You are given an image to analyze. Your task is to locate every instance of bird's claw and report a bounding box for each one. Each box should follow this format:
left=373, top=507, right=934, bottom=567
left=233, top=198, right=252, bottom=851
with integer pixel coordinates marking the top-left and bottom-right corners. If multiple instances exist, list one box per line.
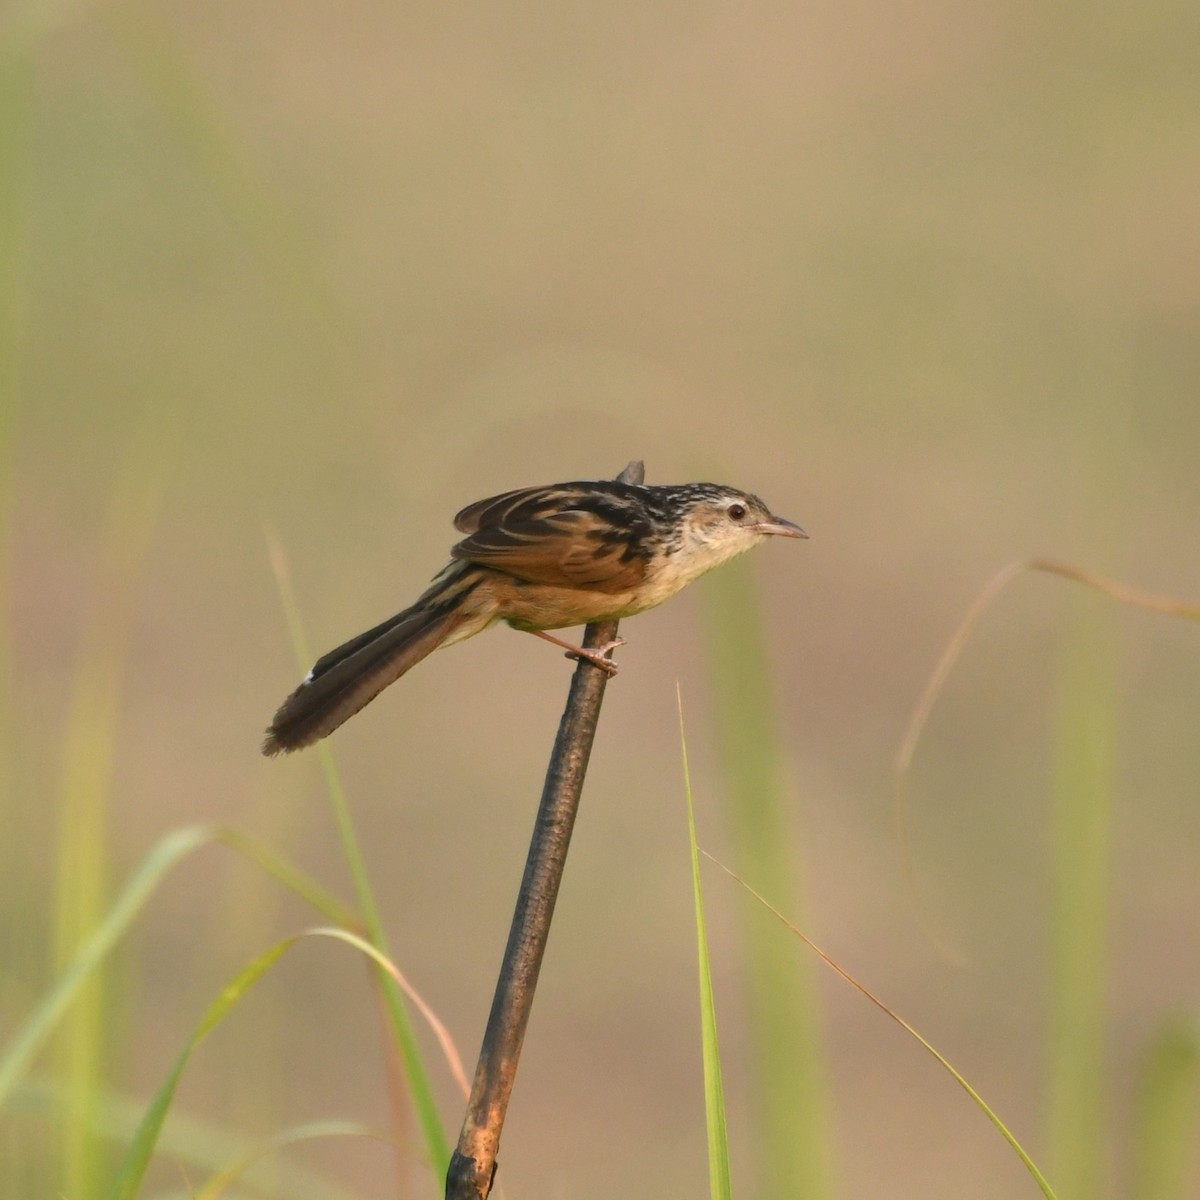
left=566, top=637, right=626, bottom=675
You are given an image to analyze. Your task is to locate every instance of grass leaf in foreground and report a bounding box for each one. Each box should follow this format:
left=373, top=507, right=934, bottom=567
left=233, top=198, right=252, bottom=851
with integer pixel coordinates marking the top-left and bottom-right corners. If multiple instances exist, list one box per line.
left=0, top=824, right=357, bottom=1112
left=109, top=927, right=465, bottom=1200
left=677, top=689, right=732, bottom=1200
left=107, top=937, right=294, bottom=1200
left=708, top=856, right=1058, bottom=1200
left=10, top=1080, right=370, bottom=1200
left=0, top=826, right=215, bottom=1109
left=111, top=926, right=468, bottom=1200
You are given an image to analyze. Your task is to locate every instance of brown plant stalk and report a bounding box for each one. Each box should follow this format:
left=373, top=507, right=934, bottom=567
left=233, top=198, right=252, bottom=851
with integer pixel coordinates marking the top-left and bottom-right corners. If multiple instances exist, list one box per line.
left=444, top=460, right=643, bottom=1200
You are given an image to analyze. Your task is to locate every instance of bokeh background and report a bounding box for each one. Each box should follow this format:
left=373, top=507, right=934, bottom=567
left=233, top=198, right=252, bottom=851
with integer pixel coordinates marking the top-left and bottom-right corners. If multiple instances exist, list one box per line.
left=2, top=2, right=1198, bottom=1197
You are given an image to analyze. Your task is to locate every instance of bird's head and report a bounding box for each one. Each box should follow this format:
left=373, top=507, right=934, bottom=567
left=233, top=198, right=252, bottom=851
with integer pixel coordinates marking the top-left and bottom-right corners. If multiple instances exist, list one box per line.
left=667, top=483, right=808, bottom=578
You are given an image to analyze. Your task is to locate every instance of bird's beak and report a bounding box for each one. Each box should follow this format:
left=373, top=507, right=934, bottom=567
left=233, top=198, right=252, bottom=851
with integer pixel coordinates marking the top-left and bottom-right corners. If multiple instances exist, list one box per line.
left=754, top=516, right=809, bottom=539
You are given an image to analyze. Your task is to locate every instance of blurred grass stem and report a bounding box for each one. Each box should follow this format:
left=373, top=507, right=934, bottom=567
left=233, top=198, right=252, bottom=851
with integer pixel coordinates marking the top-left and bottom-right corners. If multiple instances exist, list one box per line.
left=700, top=560, right=833, bottom=1199
left=1046, top=600, right=1115, bottom=1198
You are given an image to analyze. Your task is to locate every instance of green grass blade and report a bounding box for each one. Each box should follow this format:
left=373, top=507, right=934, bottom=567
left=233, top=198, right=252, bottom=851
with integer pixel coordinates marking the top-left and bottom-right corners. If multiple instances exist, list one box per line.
left=678, top=690, right=732, bottom=1200
left=0, top=826, right=216, bottom=1107
left=700, top=559, right=832, bottom=1199
left=316, top=750, right=451, bottom=1177
left=11, top=1080, right=371, bottom=1200
left=0, top=823, right=353, bottom=1115
left=710, top=857, right=1058, bottom=1199
left=1131, top=1015, right=1200, bottom=1200
left=266, top=534, right=450, bottom=1179
left=1045, top=601, right=1115, bottom=1198
left=109, top=926, right=458, bottom=1200
left=107, top=937, right=296, bottom=1200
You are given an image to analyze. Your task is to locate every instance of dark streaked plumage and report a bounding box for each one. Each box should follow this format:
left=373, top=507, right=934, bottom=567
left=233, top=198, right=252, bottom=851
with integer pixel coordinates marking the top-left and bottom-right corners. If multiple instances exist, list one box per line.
left=263, top=477, right=805, bottom=755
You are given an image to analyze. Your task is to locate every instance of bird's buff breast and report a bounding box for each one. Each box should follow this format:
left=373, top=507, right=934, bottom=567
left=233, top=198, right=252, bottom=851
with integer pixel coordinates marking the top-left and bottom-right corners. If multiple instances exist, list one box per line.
left=497, top=580, right=647, bottom=631
left=495, top=556, right=720, bottom=632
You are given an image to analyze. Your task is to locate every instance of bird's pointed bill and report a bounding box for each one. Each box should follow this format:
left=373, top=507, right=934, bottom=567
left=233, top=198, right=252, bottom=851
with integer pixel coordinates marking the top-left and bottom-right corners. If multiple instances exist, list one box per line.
left=755, top=516, right=808, bottom=538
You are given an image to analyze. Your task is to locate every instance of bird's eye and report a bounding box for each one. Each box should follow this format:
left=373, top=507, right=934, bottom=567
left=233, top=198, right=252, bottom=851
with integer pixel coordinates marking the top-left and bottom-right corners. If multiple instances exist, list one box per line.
left=727, top=503, right=747, bottom=521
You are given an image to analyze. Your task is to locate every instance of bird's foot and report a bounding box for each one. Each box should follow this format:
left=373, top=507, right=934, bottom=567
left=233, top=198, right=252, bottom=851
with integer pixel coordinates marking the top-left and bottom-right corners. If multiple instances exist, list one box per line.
left=566, top=637, right=626, bottom=675
left=528, top=629, right=626, bottom=675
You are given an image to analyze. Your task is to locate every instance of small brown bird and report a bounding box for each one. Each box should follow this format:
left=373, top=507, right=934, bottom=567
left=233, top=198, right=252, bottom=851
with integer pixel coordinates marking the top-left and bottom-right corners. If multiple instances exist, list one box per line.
left=263, top=474, right=806, bottom=754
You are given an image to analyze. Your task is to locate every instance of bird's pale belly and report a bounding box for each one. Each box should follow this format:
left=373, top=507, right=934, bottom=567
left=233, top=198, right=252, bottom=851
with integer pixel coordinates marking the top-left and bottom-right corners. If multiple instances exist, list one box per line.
left=497, top=565, right=698, bottom=632
left=499, top=582, right=643, bottom=631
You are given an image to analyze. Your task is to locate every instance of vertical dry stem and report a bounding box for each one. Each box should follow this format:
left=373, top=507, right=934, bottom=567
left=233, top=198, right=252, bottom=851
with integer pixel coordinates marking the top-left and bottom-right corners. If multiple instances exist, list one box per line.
left=444, top=461, right=642, bottom=1200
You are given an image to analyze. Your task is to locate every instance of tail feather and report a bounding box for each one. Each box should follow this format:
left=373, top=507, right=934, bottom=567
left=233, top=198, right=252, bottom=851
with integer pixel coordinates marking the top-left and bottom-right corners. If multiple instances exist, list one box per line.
left=262, top=605, right=467, bottom=755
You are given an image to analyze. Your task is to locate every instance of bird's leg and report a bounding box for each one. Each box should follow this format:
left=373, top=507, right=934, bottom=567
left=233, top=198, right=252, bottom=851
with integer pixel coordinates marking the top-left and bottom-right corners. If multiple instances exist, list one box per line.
left=528, top=629, right=626, bottom=675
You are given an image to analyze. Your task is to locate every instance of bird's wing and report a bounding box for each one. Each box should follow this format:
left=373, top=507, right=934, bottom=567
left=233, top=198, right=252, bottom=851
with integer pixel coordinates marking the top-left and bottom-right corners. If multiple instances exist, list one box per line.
left=452, top=485, right=548, bottom=534
left=450, top=484, right=650, bottom=591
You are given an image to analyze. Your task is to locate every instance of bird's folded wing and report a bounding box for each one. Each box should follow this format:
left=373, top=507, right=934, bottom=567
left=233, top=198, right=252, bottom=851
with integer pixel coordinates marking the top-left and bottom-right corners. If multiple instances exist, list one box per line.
left=450, top=504, right=648, bottom=591
left=452, top=485, right=551, bottom=534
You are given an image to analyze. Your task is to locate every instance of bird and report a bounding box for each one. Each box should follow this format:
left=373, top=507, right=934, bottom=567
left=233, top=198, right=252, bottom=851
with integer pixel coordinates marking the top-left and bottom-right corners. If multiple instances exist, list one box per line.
left=262, top=474, right=806, bottom=755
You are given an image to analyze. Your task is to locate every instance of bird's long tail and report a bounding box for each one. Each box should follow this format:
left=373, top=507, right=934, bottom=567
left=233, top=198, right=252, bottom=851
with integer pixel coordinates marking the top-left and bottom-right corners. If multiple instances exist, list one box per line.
left=263, top=568, right=488, bottom=755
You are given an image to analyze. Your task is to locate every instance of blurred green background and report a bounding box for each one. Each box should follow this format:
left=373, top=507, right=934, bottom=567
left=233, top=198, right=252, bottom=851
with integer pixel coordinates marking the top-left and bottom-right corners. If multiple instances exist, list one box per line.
left=2, top=2, right=1198, bottom=1197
